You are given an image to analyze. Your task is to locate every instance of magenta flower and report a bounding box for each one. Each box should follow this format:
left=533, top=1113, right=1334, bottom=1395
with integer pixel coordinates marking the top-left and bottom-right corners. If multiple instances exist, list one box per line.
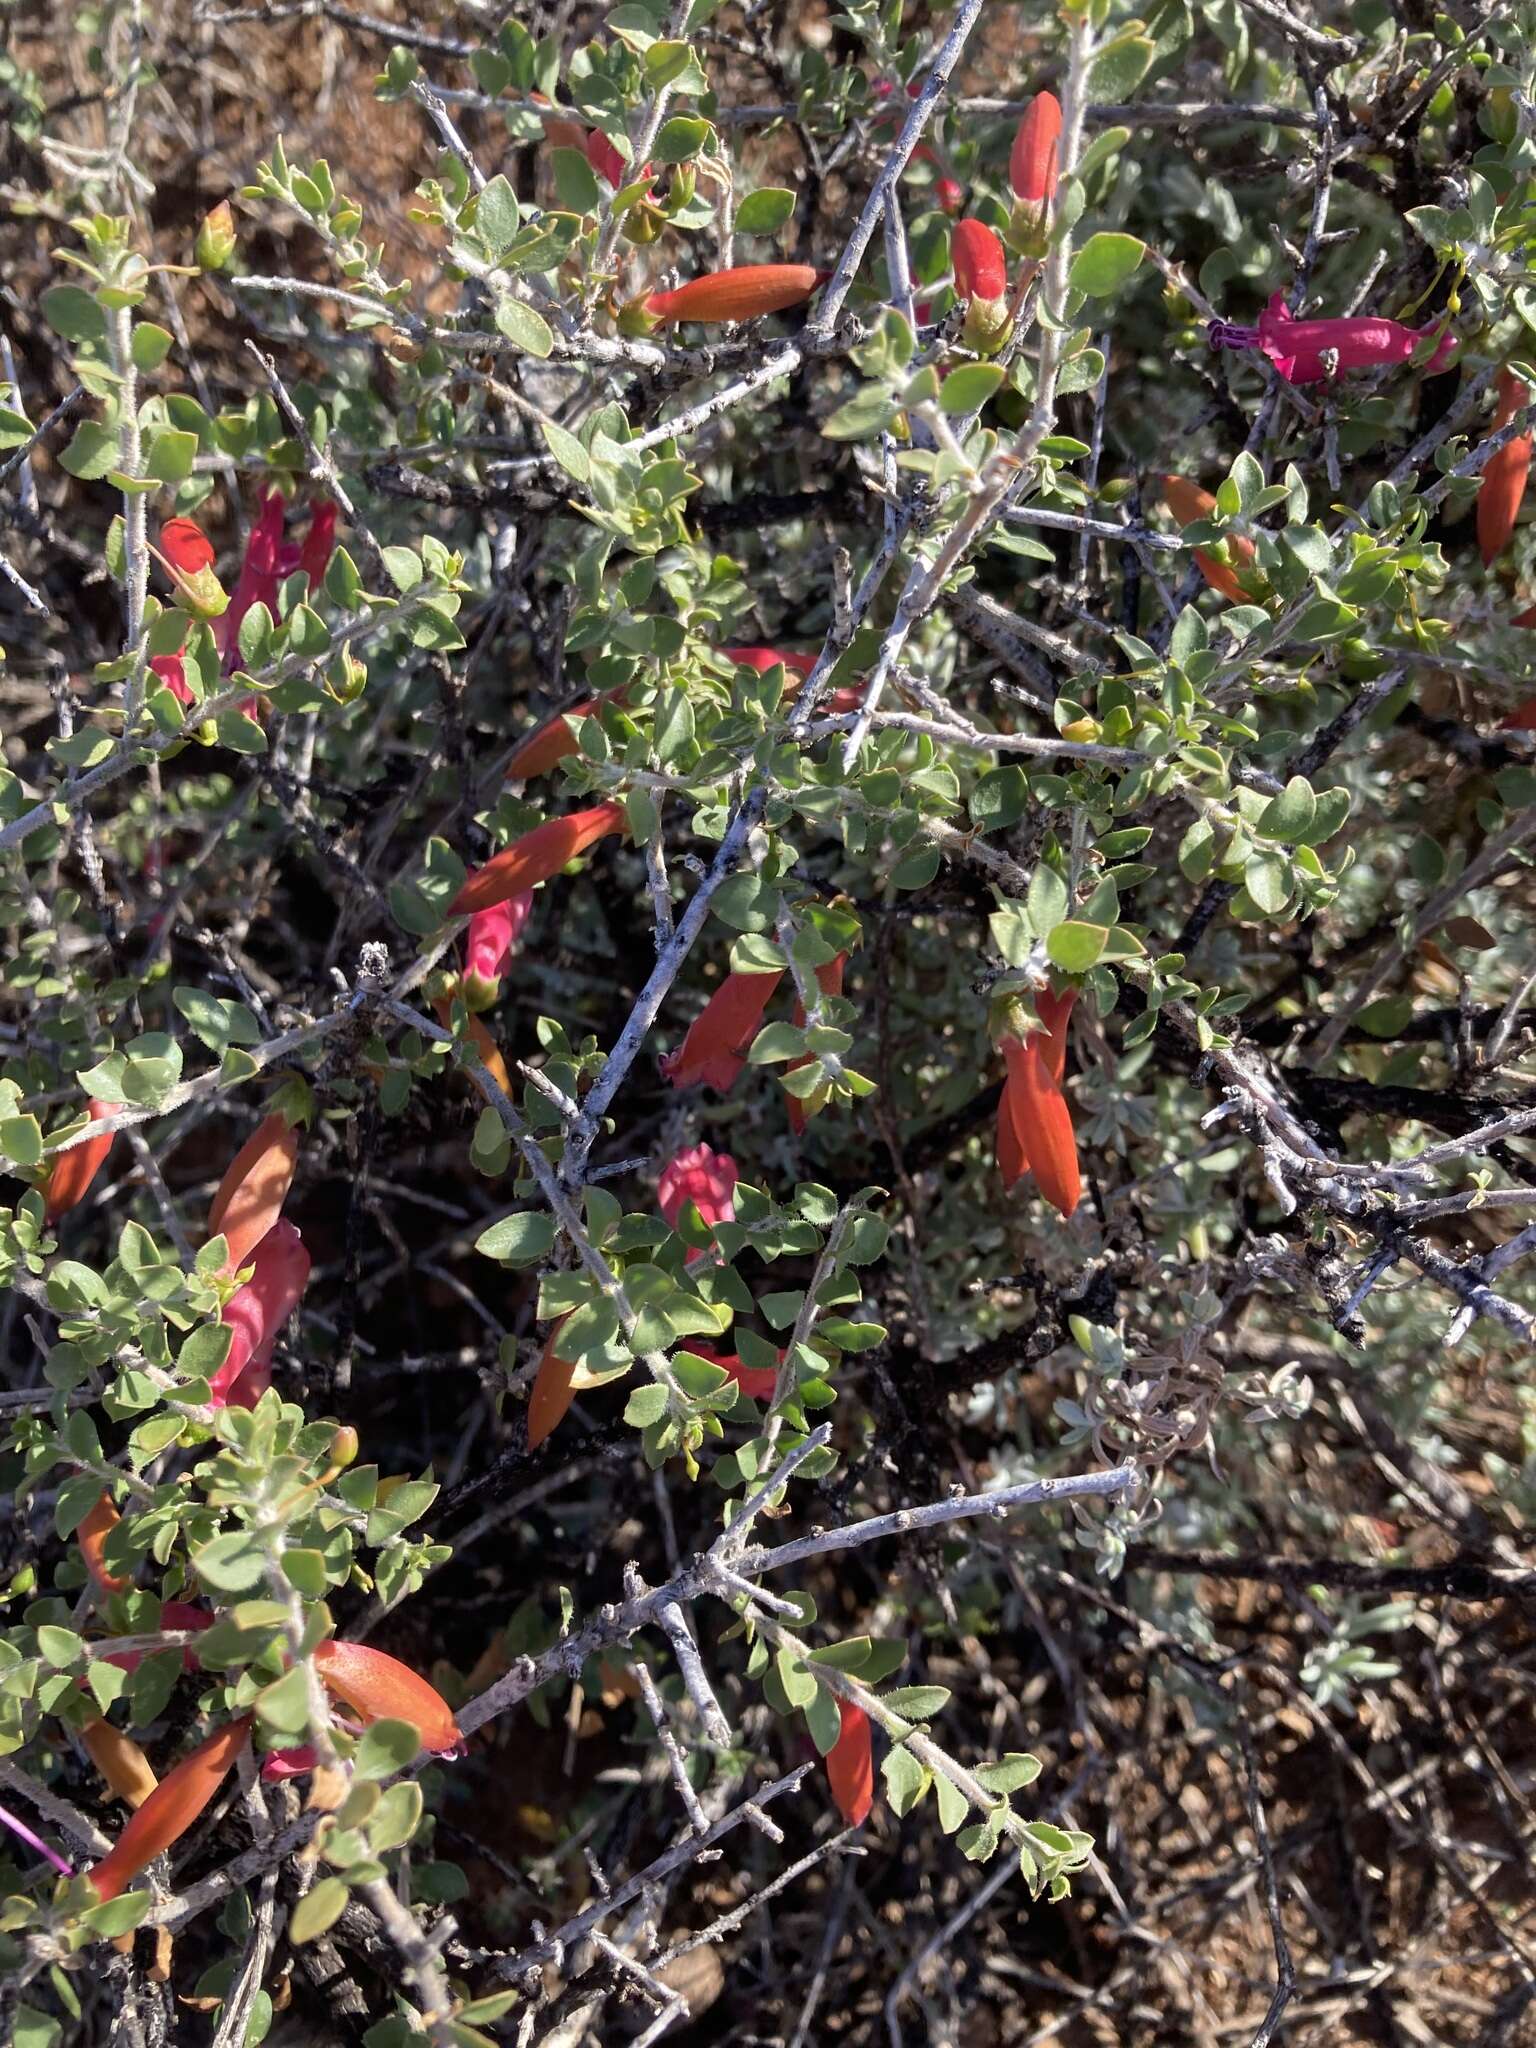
left=657, top=1144, right=738, bottom=1262
left=208, top=1220, right=311, bottom=1409
left=463, top=893, right=533, bottom=1009
left=1208, top=292, right=1456, bottom=385
left=215, top=489, right=288, bottom=670
left=0, top=1799, right=73, bottom=1877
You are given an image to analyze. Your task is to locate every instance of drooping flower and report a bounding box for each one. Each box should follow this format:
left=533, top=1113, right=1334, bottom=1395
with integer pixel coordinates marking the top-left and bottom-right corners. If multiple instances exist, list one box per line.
left=657, top=1144, right=738, bottom=1261
left=721, top=645, right=818, bottom=679
left=298, top=499, right=338, bottom=590
left=1208, top=292, right=1457, bottom=385
left=661, top=969, right=784, bottom=1093
left=997, top=987, right=1080, bottom=1218
left=1478, top=368, right=1532, bottom=566
left=215, top=489, right=288, bottom=669
left=1010, top=90, right=1062, bottom=212
left=44, top=1096, right=119, bottom=1225
left=207, top=1110, right=300, bottom=1276
left=826, top=1700, right=874, bottom=1826
left=86, top=1716, right=253, bottom=1902
left=633, top=264, right=822, bottom=329
left=505, top=686, right=628, bottom=781
left=462, top=895, right=534, bottom=1009
left=1159, top=475, right=1260, bottom=606
left=784, top=953, right=848, bottom=1135
left=527, top=1319, right=578, bottom=1451
left=78, top=1491, right=130, bottom=1594
left=312, top=1640, right=463, bottom=1754
left=433, top=994, right=514, bottom=1097
left=451, top=801, right=627, bottom=916
left=80, top=1721, right=158, bottom=1809
left=208, top=1219, right=311, bottom=1409
left=951, top=220, right=1012, bottom=356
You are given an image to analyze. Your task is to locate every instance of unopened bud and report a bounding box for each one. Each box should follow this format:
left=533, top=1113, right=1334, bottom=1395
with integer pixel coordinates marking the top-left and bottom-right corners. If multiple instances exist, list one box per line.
left=960, top=294, right=1014, bottom=358
left=195, top=200, right=238, bottom=273
left=329, top=1425, right=359, bottom=1469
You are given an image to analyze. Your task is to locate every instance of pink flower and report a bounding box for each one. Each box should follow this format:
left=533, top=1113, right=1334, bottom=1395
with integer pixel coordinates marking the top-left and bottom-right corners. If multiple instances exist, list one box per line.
left=260, top=1744, right=317, bottom=1781
left=463, top=894, right=533, bottom=1008
left=1208, top=292, right=1457, bottom=385
left=100, top=1603, right=213, bottom=1677
left=657, top=1144, right=738, bottom=1261
left=208, top=1220, right=311, bottom=1409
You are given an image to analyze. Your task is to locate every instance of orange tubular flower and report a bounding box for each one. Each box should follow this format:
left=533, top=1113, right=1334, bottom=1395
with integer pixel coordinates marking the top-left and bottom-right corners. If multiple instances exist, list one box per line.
left=683, top=1344, right=780, bottom=1403
left=784, top=954, right=847, bottom=1134
left=643, top=264, right=821, bottom=326
left=451, top=801, right=627, bottom=916
left=44, top=1097, right=119, bottom=1224
left=527, top=1319, right=579, bottom=1450
left=313, top=1641, right=462, bottom=1753
left=433, top=994, right=514, bottom=1097
left=1159, top=475, right=1258, bottom=605
left=505, top=685, right=632, bottom=781
left=207, top=1111, right=300, bottom=1275
left=80, top=1721, right=158, bottom=1809
left=1478, top=368, right=1532, bottom=566
left=952, top=219, right=1007, bottom=304
left=158, top=518, right=216, bottom=579
left=86, top=1716, right=253, bottom=1902
left=78, top=1492, right=130, bottom=1594
left=826, top=1701, right=874, bottom=1826
left=997, top=989, right=1080, bottom=1218
left=1010, top=90, right=1062, bottom=211
left=661, top=969, right=784, bottom=1093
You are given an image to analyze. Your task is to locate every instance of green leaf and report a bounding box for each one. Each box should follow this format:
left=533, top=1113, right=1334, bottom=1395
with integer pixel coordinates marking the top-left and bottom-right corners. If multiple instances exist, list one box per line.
left=130, top=322, right=176, bottom=372
left=973, top=1751, right=1042, bottom=1794
left=624, top=1383, right=670, bottom=1427
left=880, top=1743, right=928, bottom=1816
left=475, top=1212, right=557, bottom=1266
left=550, top=147, right=602, bottom=214
left=494, top=294, right=554, bottom=359
left=1243, top=849, right=1291, bottom=916
left=880, top=1684, right=950, bottom=1721
left=541, top=419, right=590, bottom=483
left=254, top=1664, right=311, bottom=1734
left=59, top=419, right=119, bottom=480
left=193, top=1529, right=269, bottom=1593
left=289, top=1876, right=349, bottom=1945
left=42, top=285, right=106, bottom=345
left=735, top=186, right=796, bottom=235
left=476, top=174, right=521, bottom=258
left=940, top=363, right=1006, bottom=414
left=1262, top=775, right=1317, bottom=843
left=1027, top=862, right=1069, bottom=936
left=1068, top=232, right=1146, bottom=298
left=1046, top=920, right=1108, bottom=971
left=1086, top=34, right=1155, bottom=98
left=355, top=1717, right=422, bottom=1779
left=654, top=115, right=713, bottom=163
left=145, top=428, right=198, bottom=484
left=934, top=1771, right=970, bottom=1834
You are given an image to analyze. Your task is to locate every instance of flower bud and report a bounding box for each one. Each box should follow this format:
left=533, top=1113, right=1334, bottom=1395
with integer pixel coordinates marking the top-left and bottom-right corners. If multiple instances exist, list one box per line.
left=195, top=200, right=238, bottom=273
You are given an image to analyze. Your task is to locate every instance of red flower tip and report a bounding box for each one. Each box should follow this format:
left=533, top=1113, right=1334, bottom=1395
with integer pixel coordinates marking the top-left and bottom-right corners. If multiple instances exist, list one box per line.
left=1010, top=91, right=1062, bottom=207
left=996, top=991, right=1081, bottom=1217
left=298, top=500, right=338, bottom=591
left=1159, top=474, right=1258, bottom=605
left=463, top=894, right=533, bottom=1007
left=44, top=1095, right=119, bottom=1224
left=158, top=518, right=216, bottom=578
left=313, top=1640, right=462, bottom=1754
left=1478, top=368, right=1532, bottom=567
left=209, top=1220, right=311, bottom=1409
left=206, top=1109, right=300, bottom=1277
left=952, top=219, right=1008, bottom=304
left=87, top=1716, right=253, bottom=1902
left=644, top=265, right=821, bottom=326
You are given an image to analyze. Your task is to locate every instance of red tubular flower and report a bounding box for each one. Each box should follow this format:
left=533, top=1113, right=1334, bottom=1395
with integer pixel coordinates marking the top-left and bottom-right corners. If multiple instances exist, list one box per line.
left=1208, top=292, right=1457, bottom=385
left=1159, top=475, right=1259, bottom=605
left=722, top=645, right=818, bottom=679
left=1478, top=368, right=1532, bottom=566
left=935, top=173, right=964, bottom=215
left=452, top=801, right=627, bottom=916
left=642, top=264, right=822, bottom=325
left=784, top=954, right=847, bottom=1135
left=312, top=1640, right=463, bottom=1754
left=78, top=1492, right=129, bottom=1594
left=206, top=1109, right=300, bottom=1276
left=86, top=1716, right=253, bottom=1902
left=826, top=1700, right=874, bottom=1826
left=44, top=1097, right=118, bottom=1224
left=81, top=1721, right=158, bottom=1810
left=682, top=1345, right=780, bottom=1403
left=661, top=969, right=784, bottom=1093
left=208, top=1220, right=311, bottom=1409
left=215, top=489, right=287, bottom=669
left=504, top=684, right=633, bottom=781
left=462, top=894, right=533, bottom=1009
left=952, top=219, right=1007, bottom=303
left=260, top=1745, right=317, bottom=1781
left=433, top=995, right=514, bottom=1097
left=298, top=500, right=338, bottom=590
left=527, top=1319, right=578, bottom=1451
left=657, top=1144, right=738, bottom=1261
left=997, top=989, right=1080, bottom=1218
left=1010, top=90, right=1062, bottom=209
left=1501, top=697, right=1536, bottom=731
left=158, top=518, right=216, bottom=578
